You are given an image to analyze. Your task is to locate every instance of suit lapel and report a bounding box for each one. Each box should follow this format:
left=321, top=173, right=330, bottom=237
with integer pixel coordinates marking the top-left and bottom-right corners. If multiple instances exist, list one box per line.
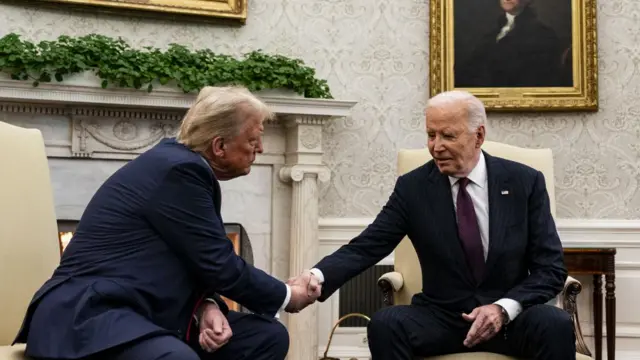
left=483, top=152, right=511, bottom=278
left=426, top=166, right=476, bottom=286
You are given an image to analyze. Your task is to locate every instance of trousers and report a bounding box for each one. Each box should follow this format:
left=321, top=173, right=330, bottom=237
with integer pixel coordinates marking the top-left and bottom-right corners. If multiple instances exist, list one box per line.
left=35, top=311, right=289, bottom=360
left=367, top=304, right=575, bottom=360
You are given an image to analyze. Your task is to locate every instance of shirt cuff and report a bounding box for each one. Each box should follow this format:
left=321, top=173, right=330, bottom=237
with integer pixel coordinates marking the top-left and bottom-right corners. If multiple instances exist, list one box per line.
left=309, top=268, right=325, bottom=284
left=275, top=284, right=292, bottom=319
left=494, top=298, right=522, bottom=322
left=193, top=298, right=220, bottom=326
left=205, top=298, right=220, bottom=308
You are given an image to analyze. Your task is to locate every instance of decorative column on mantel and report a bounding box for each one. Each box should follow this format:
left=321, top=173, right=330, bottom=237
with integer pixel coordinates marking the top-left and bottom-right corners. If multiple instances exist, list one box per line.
left=279, top=115, right=331, bottom=360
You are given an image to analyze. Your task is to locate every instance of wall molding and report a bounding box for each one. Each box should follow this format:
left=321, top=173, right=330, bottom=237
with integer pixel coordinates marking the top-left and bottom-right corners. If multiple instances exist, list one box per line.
left=319, top=217, right=640, bottom=266
left=319, top=217, right=640, bottom=253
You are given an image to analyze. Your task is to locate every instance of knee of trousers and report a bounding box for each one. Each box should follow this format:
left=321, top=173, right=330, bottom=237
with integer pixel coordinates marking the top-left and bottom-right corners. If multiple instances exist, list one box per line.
left=367, top=307, right=404, bottom=338
left=263, top=320, right=290, bottom=356
left=529, top=305, right=575, bottom=340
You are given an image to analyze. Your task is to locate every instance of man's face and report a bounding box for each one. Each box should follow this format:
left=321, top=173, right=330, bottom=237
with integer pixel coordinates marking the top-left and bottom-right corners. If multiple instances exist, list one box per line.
left=211, top=111, right=264, bottom=180
left=500, top=0, right=529, bottom=14
left=426, top=104, right=485, bottom=177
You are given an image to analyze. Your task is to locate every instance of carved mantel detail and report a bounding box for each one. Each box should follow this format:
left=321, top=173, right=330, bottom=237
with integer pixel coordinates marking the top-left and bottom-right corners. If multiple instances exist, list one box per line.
left=72, top=117, right=179, bottom=158
left=279, top=164, right=331, bottom=183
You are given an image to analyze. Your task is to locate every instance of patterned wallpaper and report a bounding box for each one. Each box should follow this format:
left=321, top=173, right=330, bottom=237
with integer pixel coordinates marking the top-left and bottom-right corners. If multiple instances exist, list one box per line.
left=0, top=0, right=636, bottom=219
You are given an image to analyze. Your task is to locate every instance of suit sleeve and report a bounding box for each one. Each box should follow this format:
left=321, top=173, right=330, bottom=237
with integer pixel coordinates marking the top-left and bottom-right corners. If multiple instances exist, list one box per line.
left=505, top=171, right=567, bottom=307
left=144, top=163, right=287, bottom=316
left=313, top=176, right=410, bottom=301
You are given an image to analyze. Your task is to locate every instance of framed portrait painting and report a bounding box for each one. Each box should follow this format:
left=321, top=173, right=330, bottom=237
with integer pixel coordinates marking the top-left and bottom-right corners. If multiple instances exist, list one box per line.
left=430, top=0, right=598, bottom=111
left=34, top=0, right=247, bottom=22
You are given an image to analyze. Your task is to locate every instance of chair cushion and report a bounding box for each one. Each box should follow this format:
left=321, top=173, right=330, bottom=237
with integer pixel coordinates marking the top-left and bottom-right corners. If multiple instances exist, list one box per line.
left=425, top=352, right=593, bottom=359
left=0, top=344, right=28, bottom=360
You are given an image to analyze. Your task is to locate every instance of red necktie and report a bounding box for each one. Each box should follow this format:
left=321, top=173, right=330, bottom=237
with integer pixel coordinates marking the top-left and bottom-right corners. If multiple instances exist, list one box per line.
left=456, top=177, right=485, bottom=284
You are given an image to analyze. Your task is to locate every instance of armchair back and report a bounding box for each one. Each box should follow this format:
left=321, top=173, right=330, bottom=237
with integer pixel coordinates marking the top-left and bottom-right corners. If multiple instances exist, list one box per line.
left=0, top=122, right=60, bottom=345
left=393, top=141, right=556, bottom=305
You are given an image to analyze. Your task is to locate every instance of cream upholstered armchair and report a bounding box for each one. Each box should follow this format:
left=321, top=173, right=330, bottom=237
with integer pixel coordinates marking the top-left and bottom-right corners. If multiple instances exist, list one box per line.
left=0, top=122, right=61, bottom=359
left=377, top=141, right=592, bottom=360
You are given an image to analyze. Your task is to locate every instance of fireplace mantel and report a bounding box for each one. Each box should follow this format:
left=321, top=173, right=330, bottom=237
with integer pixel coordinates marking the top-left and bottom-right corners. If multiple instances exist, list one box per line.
left=0, top=78, right=355, bottom=116
left=0, top=77, right=356, bottom=360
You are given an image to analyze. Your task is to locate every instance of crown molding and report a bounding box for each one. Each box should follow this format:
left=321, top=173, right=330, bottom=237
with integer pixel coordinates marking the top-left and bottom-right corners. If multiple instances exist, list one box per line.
left=319, top=217, right=640, bottom=249
left=0, top=78, right=357, bottom=117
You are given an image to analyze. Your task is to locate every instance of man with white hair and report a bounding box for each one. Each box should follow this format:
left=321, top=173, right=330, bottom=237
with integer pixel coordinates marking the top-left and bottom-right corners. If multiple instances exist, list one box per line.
left=12, top=86, right=321, bottom=360
left=306, top=90, right=572, bottom=359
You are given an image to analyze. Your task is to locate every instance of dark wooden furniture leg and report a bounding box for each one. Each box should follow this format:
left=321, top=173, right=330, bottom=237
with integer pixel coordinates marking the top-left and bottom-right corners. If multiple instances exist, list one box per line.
left=594, top=274, right=603, bottom=360
left=606, top=273, right=616, bottom=360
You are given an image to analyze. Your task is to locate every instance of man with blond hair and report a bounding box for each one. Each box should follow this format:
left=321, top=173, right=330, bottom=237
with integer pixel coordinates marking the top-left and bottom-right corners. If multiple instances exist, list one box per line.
left=13, top=86, right=321, bottom=360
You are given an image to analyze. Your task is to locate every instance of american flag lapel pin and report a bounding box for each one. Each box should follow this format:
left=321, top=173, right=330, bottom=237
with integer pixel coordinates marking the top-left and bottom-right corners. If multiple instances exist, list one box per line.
left=501, top=190, right=509, bottom=195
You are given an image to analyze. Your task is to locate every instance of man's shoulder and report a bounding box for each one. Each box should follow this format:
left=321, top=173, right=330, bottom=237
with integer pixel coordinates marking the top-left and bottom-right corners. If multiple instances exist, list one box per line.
left=114, top=138, right=213, bottom=187
left=143, top=138, right=211, bottom=171
left=395, top=160, right=436, bottom=187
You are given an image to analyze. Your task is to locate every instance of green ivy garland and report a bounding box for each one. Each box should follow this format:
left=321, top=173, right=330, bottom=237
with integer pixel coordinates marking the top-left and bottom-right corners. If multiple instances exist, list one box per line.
left=0, top=33, right=332, bottom=98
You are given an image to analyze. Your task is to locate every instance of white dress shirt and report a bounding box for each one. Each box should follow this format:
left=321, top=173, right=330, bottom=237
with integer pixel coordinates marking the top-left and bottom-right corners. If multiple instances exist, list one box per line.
left=449, top=152, right=522, bottom=322
left=309, top=153, right=522, bottom=322
left=496, top=13, right=516, bottom=41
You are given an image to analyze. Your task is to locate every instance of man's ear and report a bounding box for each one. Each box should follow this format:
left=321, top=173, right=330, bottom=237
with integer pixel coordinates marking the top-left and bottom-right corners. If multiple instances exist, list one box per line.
left=475, top=126, right=486, bottom=148
left=211, top=137, right=225, bottom=158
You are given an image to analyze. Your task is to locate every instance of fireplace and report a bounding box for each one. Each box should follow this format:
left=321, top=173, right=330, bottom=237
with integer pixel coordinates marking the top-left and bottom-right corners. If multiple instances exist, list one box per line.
left=1, top=78, right=356, bottom=360
left=57, top=220, right=78, bottom=254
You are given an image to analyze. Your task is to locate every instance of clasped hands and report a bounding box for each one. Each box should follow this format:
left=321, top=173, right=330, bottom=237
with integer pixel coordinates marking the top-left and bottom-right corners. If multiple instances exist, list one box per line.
left=197, top=270, right=320, bottom=352
left=284, top=269, right=322, bottom=313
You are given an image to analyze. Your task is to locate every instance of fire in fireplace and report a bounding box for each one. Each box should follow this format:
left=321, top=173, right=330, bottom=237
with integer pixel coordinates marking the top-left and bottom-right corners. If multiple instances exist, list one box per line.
left=57, top=220, right=78, bottom=254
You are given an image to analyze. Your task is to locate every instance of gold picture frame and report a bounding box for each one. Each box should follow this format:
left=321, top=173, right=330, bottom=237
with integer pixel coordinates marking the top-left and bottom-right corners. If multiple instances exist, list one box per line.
left=429, top=0, right=598, bottom=112
left=35, top=0, right=247, bottom=22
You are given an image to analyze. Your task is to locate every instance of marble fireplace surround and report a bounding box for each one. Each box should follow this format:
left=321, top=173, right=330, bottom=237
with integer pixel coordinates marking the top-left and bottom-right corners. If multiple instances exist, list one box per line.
left=0, top=77, right=356, bottom=360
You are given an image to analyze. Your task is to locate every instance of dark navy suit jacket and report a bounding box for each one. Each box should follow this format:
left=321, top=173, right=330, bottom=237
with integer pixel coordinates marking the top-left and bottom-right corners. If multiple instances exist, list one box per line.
left=14, top=138, right=287, bottom=359
left=314, top=152, right=567, bottom=314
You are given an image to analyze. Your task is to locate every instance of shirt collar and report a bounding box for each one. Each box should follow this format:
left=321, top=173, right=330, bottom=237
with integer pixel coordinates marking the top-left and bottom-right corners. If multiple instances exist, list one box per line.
left=448, top=152, right=487, bottom=188
left=505, top=12, right=516, bottom=24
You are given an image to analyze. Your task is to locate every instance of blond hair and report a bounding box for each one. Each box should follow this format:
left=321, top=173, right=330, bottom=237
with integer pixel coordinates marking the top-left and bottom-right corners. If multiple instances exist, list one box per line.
left=177, top=86, right=274, bottom=154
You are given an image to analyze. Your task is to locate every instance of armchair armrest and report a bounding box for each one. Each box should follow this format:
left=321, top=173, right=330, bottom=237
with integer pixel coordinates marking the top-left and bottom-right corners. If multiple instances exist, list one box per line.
left=558, top=276, right=591, bottom=357
left=377, top=272, right=591, bottom=357
left=377, top=272, right=403, bottom=306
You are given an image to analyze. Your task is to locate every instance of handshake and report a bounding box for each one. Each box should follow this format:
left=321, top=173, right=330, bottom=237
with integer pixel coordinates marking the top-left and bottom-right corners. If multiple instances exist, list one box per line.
left=284, top=269, right=322, bottom=313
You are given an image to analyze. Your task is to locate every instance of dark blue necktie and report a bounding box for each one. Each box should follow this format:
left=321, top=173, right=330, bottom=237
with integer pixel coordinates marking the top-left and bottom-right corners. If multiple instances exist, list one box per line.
left=456, top=177, right=485, bottom=284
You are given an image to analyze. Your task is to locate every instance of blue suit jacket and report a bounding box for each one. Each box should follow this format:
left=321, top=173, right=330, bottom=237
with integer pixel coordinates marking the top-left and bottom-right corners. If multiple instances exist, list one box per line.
left=314, top=152, right=567, bottom=313
left=14, top=138, right=287, bottom=359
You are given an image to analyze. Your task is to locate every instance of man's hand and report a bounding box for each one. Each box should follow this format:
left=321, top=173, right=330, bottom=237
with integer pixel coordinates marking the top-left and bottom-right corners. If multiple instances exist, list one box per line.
left=462, top=304, right=505, bottom=348
left=198, top=302, right=233, bottom=353
left=285, top=270, right=322, bottom=313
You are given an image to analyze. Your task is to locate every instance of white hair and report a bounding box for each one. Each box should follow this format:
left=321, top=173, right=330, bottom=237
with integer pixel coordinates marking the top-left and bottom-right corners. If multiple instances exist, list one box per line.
left=177, top=86, right=273, bottom=155
left=426, top=90, right=487, bottom=131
